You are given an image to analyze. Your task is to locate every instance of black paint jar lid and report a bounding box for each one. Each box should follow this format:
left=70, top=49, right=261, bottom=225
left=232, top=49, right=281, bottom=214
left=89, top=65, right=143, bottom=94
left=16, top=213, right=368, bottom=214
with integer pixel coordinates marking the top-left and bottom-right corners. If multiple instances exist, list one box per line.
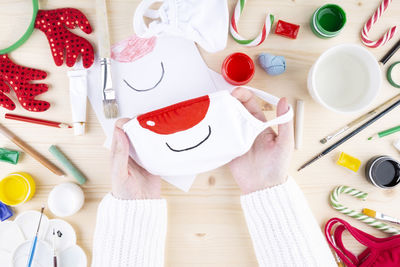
left=365, top=156, right=400, bottom=189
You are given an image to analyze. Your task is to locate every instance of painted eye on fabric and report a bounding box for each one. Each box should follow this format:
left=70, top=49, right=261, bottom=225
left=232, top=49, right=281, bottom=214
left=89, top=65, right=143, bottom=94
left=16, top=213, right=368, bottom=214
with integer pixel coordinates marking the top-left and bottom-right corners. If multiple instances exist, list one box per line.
left=138, top=95, right=210, bottom=134
left=123, top=61, right=165, bottom=92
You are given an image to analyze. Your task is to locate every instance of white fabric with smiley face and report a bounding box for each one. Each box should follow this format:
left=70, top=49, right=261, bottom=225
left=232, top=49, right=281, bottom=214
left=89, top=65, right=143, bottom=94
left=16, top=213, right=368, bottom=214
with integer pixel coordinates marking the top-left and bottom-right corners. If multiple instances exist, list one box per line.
left=87, top=34, right=233, bottom=191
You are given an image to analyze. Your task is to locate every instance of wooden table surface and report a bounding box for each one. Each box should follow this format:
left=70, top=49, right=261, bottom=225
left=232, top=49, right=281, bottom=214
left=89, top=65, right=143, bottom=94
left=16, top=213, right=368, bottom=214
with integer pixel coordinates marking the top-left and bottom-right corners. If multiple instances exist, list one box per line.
left=1, top=0, right=400, bottom=266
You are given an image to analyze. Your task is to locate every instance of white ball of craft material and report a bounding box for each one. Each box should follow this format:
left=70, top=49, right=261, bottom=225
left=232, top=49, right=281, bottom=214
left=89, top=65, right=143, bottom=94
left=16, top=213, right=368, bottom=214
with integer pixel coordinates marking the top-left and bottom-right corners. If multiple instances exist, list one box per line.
left=258, top=53, right=286, bottom=76
left=48, top=183, right=84, bottom=217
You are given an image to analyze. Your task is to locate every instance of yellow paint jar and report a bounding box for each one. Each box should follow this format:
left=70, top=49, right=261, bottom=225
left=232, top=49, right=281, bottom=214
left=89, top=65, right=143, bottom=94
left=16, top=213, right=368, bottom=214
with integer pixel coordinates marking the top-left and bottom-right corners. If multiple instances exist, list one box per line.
left=0, top=172, right=36, bottom=206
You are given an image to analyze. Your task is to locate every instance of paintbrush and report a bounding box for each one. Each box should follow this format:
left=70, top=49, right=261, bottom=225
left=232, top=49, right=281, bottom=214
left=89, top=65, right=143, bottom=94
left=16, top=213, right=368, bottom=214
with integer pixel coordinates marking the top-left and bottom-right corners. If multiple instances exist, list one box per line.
left=298, top=95, right=400, bottom=171
left=320, top=94, right=400, bottom=144
left=96, top=0, right=118, bottom=119
left=363, top=208, right=400, bottom=225
left=27, top=206, right=45, bottom=267
left=52, top=228, right=57, bottom=267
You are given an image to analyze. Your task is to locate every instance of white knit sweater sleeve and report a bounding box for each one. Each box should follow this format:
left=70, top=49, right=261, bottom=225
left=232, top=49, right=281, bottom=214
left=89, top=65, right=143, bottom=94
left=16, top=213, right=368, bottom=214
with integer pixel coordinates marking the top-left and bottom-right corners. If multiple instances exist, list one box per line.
left=91, top=193, right=167, bottom=267
left=241, top=177, right=337, bottom=267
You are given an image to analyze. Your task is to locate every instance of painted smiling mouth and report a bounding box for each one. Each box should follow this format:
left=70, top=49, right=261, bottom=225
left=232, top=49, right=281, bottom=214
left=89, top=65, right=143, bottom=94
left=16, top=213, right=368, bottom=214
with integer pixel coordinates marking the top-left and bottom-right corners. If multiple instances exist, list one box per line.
left=166, top=125, right=212, bottom=152
left=123, top=61, right=165, bottom=92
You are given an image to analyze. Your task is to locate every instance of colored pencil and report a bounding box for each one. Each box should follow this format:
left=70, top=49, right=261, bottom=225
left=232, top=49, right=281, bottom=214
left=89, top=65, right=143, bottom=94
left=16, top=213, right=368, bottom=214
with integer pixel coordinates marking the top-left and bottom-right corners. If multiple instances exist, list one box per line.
left=0, top=123, right=64, bottom=176
left=298, top=95, right=400, bottom=171
left=368, top=125, right=400, bottom=140
left=5, top=114, right=72, bottom=129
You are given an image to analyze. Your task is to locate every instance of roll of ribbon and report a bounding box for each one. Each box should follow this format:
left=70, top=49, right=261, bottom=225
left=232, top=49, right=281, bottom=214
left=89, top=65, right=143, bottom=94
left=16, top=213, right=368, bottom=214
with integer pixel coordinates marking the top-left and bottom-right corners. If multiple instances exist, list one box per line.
left=229, top=0, right=274, bottom=46
left=330, top=185, right=400, bottom=235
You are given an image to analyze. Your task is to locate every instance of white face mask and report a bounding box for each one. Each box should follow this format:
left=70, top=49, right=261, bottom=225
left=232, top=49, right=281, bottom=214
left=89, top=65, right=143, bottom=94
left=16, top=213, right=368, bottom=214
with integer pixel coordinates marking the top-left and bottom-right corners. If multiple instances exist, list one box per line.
left=133, top=0, right=229, bottom=53
left=123, top=86, right=293, bottom=177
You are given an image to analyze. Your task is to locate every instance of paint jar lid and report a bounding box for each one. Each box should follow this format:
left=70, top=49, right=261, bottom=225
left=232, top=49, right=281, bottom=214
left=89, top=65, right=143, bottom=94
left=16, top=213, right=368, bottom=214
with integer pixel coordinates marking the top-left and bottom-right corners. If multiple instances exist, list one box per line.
left=73, top=122, right=85, bottom=136
left=365, top=156, right=400, bottom=189
left=0, top=172, right=35, bottom=206
left=48, top=182, right=84, bottom=217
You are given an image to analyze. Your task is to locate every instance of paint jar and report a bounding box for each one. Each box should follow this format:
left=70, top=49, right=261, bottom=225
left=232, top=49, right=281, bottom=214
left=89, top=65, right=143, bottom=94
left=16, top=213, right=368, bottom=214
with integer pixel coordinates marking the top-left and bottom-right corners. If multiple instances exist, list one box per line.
left=311, top=4, right=346, bottom=38
left=222, top=53, right=255, bottom=85
left=365, top=156, right=400, bottom=189
left=0, top=172, right=36, bottom=206
left=308, top=44, right=381, bottom=113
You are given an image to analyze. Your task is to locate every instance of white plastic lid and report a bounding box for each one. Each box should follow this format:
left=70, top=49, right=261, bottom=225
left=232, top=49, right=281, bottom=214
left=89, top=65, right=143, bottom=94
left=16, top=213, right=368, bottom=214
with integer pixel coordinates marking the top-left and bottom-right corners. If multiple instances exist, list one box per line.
left=48, top=183, right=84, bottom=217
left=73, top=122, right=85, bottom=136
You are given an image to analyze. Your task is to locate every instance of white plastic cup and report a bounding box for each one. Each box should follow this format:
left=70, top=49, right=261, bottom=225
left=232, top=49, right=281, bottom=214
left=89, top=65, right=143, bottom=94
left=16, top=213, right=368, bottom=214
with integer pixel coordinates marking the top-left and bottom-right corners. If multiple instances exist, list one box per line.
left=307, top=44, right=381, bottom=113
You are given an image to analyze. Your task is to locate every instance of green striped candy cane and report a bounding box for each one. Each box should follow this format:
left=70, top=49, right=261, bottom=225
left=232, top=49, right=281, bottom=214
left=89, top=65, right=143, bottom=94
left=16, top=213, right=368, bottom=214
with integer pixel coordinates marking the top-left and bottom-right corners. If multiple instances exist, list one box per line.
left=229, top=0, right=274, bottom=46
left=330, top=185, right=400, bottom=235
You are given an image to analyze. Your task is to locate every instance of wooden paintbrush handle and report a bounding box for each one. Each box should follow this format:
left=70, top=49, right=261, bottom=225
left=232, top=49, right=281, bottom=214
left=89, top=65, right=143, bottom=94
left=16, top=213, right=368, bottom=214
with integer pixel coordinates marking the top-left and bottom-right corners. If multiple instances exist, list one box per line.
left=0, top=124, right=63, bottom=176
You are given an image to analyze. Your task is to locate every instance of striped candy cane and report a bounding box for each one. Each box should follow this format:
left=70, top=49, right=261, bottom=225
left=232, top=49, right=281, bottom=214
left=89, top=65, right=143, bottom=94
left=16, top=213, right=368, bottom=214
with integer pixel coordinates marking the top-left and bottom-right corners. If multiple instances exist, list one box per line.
left=361, top=0, right=397, bottom=48
left=330, top=186, right=400, bottom=235
left=230, top=0, right=274, bottom=46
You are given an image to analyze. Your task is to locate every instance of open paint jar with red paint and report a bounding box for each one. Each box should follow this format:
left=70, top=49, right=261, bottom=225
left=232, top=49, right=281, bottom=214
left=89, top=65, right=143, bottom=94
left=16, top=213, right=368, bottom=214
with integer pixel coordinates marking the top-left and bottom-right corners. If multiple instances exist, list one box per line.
left=222, top=53, right=255, bottom=85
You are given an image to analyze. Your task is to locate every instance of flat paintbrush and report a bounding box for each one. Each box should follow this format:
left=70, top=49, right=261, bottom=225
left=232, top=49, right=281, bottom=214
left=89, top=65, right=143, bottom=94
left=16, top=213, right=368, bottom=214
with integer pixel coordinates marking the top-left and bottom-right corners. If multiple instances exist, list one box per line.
left=97, top=0, right=118, bottom=119
left=299, top=95, right=400, bottom=171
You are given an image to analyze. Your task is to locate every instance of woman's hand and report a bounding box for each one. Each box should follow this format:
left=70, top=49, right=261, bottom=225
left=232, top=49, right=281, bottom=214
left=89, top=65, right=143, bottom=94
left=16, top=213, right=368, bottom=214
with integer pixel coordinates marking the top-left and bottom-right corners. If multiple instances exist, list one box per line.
left=111, top=119, right=161, bottom=200
left=229, top=88, right=294, bottom=194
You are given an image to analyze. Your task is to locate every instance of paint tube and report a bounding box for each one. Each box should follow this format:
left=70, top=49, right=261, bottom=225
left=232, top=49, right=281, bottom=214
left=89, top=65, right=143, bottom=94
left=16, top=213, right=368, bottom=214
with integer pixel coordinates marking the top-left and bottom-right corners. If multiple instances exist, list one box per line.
left=68, top=69, right=88, bottom=136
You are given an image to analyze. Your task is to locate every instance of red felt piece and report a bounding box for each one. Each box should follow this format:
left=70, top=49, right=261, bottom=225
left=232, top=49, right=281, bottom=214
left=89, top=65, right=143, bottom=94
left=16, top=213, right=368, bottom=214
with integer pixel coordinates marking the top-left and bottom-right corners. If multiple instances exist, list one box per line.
left=138, top=95, right=210, bottom=135
left=274, top=20, right=300, bottom=39
left=0, top=54, right=50, bottom=112
left=35, top=8, right=94, bottom=68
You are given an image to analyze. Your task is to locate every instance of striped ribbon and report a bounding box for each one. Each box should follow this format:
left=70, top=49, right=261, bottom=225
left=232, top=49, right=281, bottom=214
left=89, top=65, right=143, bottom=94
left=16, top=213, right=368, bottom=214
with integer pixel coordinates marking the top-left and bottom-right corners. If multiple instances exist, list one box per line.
left=330, top=185, right=400, bottom=235
left=229, top=0, right=274, bottom=47
left=361, top=0, right=397, bottom=48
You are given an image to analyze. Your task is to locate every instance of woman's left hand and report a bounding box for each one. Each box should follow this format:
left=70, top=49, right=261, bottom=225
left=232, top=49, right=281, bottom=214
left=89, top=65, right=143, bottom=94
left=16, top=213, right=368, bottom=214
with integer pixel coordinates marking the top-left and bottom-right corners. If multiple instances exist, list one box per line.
left=110, top=119, right=162, bottom=200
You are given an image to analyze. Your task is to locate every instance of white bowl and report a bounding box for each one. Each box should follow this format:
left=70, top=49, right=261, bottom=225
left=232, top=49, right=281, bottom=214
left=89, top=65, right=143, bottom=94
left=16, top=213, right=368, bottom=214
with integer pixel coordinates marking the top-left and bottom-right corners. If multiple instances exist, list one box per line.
left=307, top=44, right=381, bottom=113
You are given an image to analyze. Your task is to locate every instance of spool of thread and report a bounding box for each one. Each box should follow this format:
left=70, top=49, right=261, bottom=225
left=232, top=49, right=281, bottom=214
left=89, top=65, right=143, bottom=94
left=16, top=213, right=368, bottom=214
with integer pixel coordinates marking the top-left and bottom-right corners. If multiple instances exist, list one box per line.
left=258, top=53, right=286, bottom=76
left=49, top=145, right=87, bottom=185
left=295, top=100, right=304, bottom=150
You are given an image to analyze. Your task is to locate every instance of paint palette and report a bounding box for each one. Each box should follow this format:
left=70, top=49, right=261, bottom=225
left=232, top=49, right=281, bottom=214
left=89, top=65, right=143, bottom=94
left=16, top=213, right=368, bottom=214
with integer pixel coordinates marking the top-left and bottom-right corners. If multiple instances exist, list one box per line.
left=0, top=210, right=86, bottom=267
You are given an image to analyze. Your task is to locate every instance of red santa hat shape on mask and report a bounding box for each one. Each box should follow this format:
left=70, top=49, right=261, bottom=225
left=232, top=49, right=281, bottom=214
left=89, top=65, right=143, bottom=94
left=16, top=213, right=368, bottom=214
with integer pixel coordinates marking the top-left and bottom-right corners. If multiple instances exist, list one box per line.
left=138, top=95, right=210, bottom=135
left=111, top=34, right=157, bottom=62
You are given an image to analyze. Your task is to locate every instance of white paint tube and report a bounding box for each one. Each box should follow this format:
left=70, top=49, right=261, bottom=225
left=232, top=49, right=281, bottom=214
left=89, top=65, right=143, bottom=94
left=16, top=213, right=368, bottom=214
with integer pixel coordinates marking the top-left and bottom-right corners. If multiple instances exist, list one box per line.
left=68, top=69, right=88, bottom=136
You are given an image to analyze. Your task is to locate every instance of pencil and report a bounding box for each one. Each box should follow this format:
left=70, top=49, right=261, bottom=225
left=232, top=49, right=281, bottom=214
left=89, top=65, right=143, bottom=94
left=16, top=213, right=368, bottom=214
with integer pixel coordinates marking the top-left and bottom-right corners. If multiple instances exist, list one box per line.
left=298, top=95, right=400, bottom=171
left=368, top=125, right=400, bottom=140
left=0, top=123, right=64, bottom=176
left=5, top=114, right=72, bottom=129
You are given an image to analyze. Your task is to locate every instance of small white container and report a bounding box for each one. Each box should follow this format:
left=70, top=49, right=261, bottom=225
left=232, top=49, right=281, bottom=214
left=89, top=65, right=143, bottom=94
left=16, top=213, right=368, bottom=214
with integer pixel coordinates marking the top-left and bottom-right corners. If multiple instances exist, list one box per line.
left=308, top=44, right=381, bottom=113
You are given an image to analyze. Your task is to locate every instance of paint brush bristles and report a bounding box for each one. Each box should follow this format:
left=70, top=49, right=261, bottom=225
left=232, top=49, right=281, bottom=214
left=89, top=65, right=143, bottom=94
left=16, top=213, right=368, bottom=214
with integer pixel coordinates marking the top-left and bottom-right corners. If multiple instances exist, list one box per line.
left=363, top=208, right=400, bottom=225
left=103, top=99, right=118, bottom=119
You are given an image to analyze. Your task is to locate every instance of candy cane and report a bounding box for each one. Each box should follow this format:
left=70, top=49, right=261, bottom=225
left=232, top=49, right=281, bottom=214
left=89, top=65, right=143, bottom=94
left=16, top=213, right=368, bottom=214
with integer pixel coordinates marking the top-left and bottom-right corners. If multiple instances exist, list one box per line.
left=330, top=186, right=400, bottom=235
left=361, top=0, right=397, bottom=48
left=229, top=0, right=274, bottom=46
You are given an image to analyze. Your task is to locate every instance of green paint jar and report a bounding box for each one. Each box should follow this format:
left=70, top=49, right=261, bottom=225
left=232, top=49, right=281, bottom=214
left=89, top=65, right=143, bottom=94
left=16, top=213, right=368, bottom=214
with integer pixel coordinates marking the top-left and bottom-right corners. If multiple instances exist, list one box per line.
left=311, top=4, right=346, bottom=38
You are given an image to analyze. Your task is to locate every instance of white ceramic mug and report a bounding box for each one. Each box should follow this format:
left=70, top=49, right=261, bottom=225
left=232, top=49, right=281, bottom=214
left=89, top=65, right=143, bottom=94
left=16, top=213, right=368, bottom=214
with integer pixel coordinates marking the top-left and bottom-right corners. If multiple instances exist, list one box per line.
left=307, top=44, right=381, bottom=113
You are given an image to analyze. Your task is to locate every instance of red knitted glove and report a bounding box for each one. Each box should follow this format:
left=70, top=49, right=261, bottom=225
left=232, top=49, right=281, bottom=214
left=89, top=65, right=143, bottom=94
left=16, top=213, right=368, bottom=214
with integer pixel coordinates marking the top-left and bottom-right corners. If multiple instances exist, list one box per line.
left=35, top=8, right=94, bottom=68
left=0, top=54, right=50, bottom=112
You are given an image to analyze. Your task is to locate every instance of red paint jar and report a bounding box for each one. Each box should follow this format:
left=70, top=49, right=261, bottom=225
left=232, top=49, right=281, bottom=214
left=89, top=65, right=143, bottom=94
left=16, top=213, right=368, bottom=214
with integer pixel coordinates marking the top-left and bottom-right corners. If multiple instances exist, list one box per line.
left=221, top=53, right=255, bottom=85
